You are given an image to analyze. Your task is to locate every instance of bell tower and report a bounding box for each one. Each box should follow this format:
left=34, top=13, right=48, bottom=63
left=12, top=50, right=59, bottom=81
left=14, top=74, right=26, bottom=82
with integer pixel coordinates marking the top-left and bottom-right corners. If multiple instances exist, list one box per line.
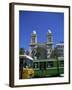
left=46, top=29, right=53, bottom=58
left=31, top=30, right=37, bottom=44
left=30, top=30, right=37, bottom=57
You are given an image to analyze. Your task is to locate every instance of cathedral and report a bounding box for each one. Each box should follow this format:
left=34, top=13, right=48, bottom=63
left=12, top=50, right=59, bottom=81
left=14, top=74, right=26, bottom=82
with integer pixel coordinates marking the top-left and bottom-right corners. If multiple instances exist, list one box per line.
left=30, top=29, right=53, bottom=59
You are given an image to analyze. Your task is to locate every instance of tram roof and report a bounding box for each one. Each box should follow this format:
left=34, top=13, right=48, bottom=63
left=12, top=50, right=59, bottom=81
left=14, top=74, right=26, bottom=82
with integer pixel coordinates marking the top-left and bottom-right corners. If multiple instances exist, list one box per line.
left=19, top=55, right=33, bottom=60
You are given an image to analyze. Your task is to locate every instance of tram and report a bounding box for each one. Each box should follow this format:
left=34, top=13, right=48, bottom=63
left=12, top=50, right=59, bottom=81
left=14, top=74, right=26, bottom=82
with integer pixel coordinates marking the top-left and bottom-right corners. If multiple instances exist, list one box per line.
left=19, top=54, right=64, bottom=79
left=19, top=55, right=34, bottom=79
left=33, top=57, right=64, bottom=78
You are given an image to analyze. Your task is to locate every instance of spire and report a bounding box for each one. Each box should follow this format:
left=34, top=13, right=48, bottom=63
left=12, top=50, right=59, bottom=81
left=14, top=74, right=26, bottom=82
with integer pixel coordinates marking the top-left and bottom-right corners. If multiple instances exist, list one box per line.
left=46, top=29, right=53, bottom=43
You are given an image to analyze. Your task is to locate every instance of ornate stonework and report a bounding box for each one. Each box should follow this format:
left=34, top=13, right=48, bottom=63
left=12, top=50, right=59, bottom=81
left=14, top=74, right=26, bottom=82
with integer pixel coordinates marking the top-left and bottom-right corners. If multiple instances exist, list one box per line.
left=30, top=29, right=53, bottom=59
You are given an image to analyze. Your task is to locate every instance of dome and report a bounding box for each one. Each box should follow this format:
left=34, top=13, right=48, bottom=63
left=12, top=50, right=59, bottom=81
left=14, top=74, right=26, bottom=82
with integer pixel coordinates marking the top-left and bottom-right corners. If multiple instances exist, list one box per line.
left=48, top=29, right=52, bottom=34
left=32, top=30, right=36, bottom=34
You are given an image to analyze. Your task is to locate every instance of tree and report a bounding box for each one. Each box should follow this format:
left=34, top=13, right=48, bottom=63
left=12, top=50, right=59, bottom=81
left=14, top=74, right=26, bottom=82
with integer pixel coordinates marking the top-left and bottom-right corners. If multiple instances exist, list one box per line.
left=19, top=48, right=25, bottom=55
left=50, top=47, right=60, bottom=76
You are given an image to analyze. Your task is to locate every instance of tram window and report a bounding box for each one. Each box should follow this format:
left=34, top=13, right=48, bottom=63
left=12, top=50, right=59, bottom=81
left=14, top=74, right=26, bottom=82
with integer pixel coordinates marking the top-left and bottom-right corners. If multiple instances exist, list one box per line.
left=60, top=61, right=64, bottom=67
left=47, top=61, right=53, bottom=68
left=34, top=62, right=38, bottom=68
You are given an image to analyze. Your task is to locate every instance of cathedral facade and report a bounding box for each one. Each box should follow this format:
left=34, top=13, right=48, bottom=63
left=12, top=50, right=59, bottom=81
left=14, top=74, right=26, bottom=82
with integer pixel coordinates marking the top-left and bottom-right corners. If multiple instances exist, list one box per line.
left=30, top=29, right=53, bottom=59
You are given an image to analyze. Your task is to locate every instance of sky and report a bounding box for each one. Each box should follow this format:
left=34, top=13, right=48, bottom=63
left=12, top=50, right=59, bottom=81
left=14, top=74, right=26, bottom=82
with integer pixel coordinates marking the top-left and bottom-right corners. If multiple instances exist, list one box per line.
left=19, top=10, right=64, bottom=50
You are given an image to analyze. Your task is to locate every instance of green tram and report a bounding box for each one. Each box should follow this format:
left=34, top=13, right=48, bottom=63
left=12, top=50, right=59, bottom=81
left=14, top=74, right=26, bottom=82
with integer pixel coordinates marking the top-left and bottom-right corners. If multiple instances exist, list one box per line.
left=33, top=57, right=64, bottom=78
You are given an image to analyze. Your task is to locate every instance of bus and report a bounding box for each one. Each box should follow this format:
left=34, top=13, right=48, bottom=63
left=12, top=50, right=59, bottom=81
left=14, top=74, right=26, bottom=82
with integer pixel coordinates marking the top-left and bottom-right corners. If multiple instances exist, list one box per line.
left=19, top=55, right=34, bottom=79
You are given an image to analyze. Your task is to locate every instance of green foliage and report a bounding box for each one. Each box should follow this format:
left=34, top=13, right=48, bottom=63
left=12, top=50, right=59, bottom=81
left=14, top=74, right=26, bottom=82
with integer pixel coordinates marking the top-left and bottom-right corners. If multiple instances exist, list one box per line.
left=19, top=48, right=24, bottom=55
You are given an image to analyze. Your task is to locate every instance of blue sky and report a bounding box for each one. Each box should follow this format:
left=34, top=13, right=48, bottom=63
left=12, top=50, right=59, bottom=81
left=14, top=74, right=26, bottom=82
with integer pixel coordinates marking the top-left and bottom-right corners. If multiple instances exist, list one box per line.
left=19, top=11, right=64, bottom=50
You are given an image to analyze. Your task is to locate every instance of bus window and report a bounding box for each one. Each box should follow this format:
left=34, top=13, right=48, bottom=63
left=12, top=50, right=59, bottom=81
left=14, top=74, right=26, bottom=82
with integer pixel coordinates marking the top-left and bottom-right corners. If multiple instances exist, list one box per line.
left=26, top=59, right=33, bottom=68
